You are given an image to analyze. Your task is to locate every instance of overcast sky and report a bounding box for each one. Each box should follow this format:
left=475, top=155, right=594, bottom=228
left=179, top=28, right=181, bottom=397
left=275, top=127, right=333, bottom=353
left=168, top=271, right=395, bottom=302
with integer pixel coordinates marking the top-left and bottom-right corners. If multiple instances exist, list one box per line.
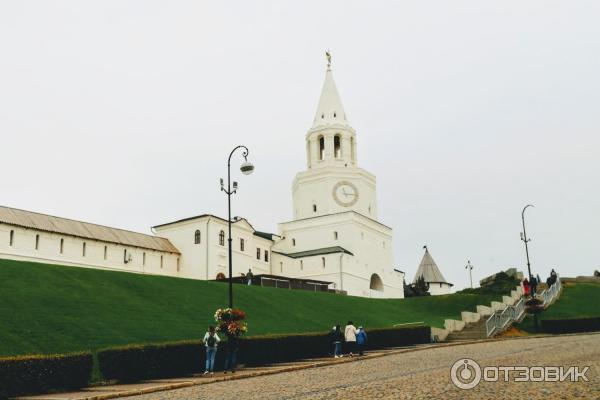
left=1, top=1, right=599, bottom=290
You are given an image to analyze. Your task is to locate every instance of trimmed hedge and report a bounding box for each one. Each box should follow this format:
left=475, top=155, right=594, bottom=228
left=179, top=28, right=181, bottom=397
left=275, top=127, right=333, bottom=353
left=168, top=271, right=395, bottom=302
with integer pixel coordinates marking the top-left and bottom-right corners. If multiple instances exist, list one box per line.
left=98, top=325, right=431, bottom=383
left=0, top=352, right=92, bottom=399
left=542, top=317, right=600, bottom=334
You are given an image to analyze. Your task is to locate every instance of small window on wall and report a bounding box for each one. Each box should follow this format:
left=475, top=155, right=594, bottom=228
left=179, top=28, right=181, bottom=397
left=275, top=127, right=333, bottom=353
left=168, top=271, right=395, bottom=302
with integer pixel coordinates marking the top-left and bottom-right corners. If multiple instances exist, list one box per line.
left=292, top=238, right=296, bottom=246
left=143, top=252, right=146, bottom=266
left=264, top=250, right=269, bottom=262
left=177, top=257, right=180, bottom=272
left=219, top=230, right=225, bottom=246
left=35, top=234, right=40, bottom=250
left=104, top=246, right=107, bottom=260
left=313, top=204, right=317, bottom=213
left=60, top=238, right=64, bottom=254
left=280, top=262, right=283, bottom=272
left=318, top=136, right=325, bottom=160
left=300, top=260, right=303, bottom=270
left=160, top=255, right=164, bottom=269
left=256, top=247, right=261, bottom=260
left=123, top=249, right=127, bottom=263
left=9, top=230, right=14, bottom=246
left=194, top=230, right=201, bottom=244
left=240, top=238, right=245, bottom=252
left=82, top=242, right=86, bottom=257
left=322, top=257, right=326, bottom=268
left=334, top=231, right=338, bottom=240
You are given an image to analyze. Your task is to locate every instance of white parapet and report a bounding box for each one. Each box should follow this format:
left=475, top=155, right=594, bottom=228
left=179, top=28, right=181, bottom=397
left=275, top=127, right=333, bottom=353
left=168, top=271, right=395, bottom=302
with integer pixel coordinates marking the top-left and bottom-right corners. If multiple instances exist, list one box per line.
left=476, top=305, right=493, bottom=316
left=461, top=311, right=481, bottom=323
left=502, top=295, right=514, bottom=305
left=444, top=319, right=466, bottom=332
left=491, top=301, right=507, bottom=311
left=431, top=327, right=450, bottom=342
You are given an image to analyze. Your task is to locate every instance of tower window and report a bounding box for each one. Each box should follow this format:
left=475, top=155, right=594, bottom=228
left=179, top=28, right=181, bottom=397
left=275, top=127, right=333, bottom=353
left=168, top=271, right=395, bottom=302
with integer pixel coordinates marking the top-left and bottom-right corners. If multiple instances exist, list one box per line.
left=60, top=238, right=64, bottom=254
left=160, top=255, right=164, bottom=269
left=322, top=257, right=326, bottom=268
left=240, top=238, right=245, bottom=252
left=351, top=137, right=355, bottom=162
left=123, top=249, right=127, bottom=263
left=292, top=238, right=296, bottom=246
left=177, top=257, right=180, bottom=272
left=9, top=230, right=14, bottom=246
left=143, top=252, right=146, bottom=266
left=219, top=230, right=225, bottom=246
left=194, top=230, right=201, bottom=244
left=256, top=247, right=261, bottom=260
left=264, top=250, right=269, bottom=262
left=334, top=231, right=338, bottom=240
left=82, top=242, right=86, bottom=257
left=321, top=113, right=324, bottom=119
left=313, top=204, right=317, bottom=212
left=104, top=245, right=107, bottom=260
left=318, top=136, right=325, bottom=160
left=35, top=234, right=40, bottom=250
left=334, top=135, right=341, bottom=158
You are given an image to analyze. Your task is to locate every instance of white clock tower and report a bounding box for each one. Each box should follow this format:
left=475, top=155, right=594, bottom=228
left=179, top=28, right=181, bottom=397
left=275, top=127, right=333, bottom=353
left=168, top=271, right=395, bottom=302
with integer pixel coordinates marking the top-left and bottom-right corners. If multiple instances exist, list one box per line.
left=271, top=57, right=405, bottom=298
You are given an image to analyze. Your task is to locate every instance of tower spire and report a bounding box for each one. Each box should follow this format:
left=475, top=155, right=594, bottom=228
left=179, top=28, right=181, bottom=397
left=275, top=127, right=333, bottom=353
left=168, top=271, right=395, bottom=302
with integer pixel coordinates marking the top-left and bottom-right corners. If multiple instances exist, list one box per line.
left=312, top=52, right=350, bottom=129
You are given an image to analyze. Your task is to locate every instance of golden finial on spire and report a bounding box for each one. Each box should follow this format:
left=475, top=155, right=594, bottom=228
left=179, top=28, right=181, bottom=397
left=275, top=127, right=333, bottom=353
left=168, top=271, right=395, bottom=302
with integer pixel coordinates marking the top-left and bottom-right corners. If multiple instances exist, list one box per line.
left=325, top=50, right=331, bottom=70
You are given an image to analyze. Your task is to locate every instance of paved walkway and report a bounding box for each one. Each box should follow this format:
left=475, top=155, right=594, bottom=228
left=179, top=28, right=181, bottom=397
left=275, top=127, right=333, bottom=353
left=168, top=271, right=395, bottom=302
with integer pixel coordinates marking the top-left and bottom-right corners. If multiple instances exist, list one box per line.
left=20, top=333, right=600, bottom=400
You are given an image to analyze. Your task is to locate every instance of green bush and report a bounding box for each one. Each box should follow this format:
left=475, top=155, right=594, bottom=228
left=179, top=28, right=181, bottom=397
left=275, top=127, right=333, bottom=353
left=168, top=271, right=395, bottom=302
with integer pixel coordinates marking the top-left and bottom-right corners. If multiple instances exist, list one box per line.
left=541, top=317, right=600, bottom=334
left=97, top=340, right=204, bottom=382
left=0, top=352, right=92, bottom=399
left=457, top=272, right=520, bottom=296
left=98, top=326, right=431, bottom=383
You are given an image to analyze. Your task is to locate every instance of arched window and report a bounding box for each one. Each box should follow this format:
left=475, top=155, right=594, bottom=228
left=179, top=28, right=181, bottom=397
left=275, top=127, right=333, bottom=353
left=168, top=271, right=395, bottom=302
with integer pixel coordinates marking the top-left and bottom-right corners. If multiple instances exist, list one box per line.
left=350, top=137, right=355, bottom=162
left=60, top=238, right=64, bottom=254
left=216, top=272, right=226, bottom=280
left=219, top=230, right=225, bottom=246
left=334, top=135, right=341, bottom=158
left=194, top=230, right=201, bottom=244
left=318, top=136, right=325, bottom=160
left=370, top=274, right=384, bottom=292
left=9, top=230, right=14, bottom=246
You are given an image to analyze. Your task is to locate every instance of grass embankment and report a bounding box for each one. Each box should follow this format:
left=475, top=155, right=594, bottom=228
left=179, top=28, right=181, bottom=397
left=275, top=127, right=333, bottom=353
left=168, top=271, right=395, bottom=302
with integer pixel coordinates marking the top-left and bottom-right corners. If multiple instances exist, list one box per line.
left=515, top=282, right=600, bottom=333
left=0, top=258, right=501, bottom=357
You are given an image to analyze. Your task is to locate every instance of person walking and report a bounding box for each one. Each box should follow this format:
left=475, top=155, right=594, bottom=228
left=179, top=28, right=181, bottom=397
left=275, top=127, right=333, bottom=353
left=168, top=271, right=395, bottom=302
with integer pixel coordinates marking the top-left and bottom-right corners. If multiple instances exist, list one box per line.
left=223, top=333, right=239, bottom=373
left=246, top=269, right=254, bottom=286
left=523, top=278, right=530, bottom=297
left=356, top=326, right=367, bottom=356
left=530, top=275, right=538, bottom=296
left=203, top=326, right=220, bottom=375
left=344, top=321, right=357, bottom=357
left=330, top=325, right=344, bottom=358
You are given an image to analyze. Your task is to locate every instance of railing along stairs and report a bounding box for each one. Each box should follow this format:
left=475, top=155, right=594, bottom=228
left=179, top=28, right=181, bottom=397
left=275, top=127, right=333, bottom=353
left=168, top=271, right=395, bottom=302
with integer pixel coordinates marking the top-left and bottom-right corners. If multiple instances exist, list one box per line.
left=485, top=276, right=562, bottom=337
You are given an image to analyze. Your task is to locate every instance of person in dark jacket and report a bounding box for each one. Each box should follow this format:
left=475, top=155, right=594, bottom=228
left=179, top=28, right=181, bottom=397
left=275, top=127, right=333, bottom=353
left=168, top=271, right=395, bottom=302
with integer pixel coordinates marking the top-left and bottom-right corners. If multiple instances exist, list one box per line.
left=330, top=325, right=344, bottom=358
left=223, top=333, right=239, bottom=373
left=356, top=326, right=367, bottom=356
left=530, top=276, right=538, bottom=296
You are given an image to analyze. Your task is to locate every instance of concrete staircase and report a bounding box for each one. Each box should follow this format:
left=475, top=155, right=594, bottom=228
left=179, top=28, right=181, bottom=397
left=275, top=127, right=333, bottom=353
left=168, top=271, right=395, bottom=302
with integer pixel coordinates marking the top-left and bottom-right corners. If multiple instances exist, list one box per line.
left=446, top=319, right=487, bottom=342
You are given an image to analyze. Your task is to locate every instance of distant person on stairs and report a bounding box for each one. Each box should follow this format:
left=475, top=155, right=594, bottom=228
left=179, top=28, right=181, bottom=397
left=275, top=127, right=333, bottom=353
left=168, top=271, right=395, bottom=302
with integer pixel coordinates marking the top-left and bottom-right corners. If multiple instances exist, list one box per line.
left=344, top=321, right=357, bottom=357
left=523, top=278, right=530, bottom=297
left=246, top=269, right=254, bottom=286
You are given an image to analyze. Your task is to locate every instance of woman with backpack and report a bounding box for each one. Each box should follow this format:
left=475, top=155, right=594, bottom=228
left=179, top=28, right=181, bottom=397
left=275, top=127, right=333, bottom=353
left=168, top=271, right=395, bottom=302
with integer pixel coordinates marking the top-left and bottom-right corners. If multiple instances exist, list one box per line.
left=356, top=326, right=367, bottom=356
left=203, top=326, right=220, bottom=375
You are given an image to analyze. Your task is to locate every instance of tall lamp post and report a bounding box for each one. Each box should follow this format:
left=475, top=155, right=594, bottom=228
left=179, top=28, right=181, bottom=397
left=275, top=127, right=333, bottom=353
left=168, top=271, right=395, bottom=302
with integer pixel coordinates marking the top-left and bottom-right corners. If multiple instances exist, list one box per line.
left=520, top=204, right=534, bottom=294
left=221, top=145, right=254, bottom=309
left=465, top=260, right=474, bottom=289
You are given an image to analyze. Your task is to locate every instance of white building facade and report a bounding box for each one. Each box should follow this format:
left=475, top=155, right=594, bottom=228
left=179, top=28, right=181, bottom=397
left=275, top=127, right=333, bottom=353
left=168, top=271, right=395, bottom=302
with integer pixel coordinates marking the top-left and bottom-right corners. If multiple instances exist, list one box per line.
left=0, top=60, right=406, bottom=298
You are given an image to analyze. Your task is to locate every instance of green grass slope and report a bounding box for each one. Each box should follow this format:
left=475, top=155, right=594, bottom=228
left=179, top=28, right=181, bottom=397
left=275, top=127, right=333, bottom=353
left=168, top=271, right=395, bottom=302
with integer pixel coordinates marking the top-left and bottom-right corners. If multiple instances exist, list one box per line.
left=515, top=282, right=600, bottom=332
left=0, top=258, right=501, bottom=357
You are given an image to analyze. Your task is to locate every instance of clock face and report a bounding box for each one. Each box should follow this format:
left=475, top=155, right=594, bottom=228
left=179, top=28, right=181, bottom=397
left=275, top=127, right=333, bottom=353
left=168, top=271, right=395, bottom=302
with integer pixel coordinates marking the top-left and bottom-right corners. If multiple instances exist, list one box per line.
left=332, top=181, right=359, bottom=207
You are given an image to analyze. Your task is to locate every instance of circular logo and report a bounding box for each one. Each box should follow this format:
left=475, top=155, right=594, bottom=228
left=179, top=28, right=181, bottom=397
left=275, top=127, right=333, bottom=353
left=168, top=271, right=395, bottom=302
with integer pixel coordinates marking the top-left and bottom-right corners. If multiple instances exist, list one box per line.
left=450, top=358, right=482, bottom=390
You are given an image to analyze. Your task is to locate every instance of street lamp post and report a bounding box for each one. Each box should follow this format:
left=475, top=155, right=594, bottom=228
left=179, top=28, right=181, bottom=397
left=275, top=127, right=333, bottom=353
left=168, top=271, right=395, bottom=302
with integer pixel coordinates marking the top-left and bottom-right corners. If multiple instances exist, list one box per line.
left=465, top=260, right=474, bottom=289
left=520, top=204, right=534, bottom=294
left=221, top=145, right=254, bottom=309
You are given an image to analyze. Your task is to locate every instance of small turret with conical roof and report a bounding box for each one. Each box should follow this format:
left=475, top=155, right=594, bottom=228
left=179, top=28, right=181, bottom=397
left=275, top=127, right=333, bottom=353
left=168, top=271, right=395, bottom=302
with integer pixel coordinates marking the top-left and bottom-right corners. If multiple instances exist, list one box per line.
left=413, top=246, right=454, bottom=295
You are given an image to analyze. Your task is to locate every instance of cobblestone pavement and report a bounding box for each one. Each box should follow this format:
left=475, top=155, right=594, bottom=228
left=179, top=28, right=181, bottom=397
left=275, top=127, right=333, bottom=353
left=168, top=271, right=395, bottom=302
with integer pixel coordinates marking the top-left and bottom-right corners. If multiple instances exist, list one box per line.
left=130, top=334, right=600, bottom=400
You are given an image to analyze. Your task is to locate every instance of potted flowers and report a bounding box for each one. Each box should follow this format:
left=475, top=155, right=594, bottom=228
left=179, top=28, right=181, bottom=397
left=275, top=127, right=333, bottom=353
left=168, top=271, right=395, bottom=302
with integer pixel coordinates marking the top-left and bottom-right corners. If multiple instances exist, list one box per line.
left=214, top=308, right=248, bottom=337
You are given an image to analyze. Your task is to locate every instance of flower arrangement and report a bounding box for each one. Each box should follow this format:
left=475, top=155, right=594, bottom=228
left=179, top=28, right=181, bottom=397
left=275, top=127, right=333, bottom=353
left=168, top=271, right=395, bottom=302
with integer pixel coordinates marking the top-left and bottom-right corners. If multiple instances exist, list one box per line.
left=214, top=308, right=248, bottom=337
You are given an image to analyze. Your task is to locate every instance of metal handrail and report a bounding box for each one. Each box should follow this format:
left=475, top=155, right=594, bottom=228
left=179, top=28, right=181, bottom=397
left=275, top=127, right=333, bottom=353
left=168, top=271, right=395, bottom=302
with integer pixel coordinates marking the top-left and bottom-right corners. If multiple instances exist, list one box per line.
left=485, top=277, right=561, bottom=337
